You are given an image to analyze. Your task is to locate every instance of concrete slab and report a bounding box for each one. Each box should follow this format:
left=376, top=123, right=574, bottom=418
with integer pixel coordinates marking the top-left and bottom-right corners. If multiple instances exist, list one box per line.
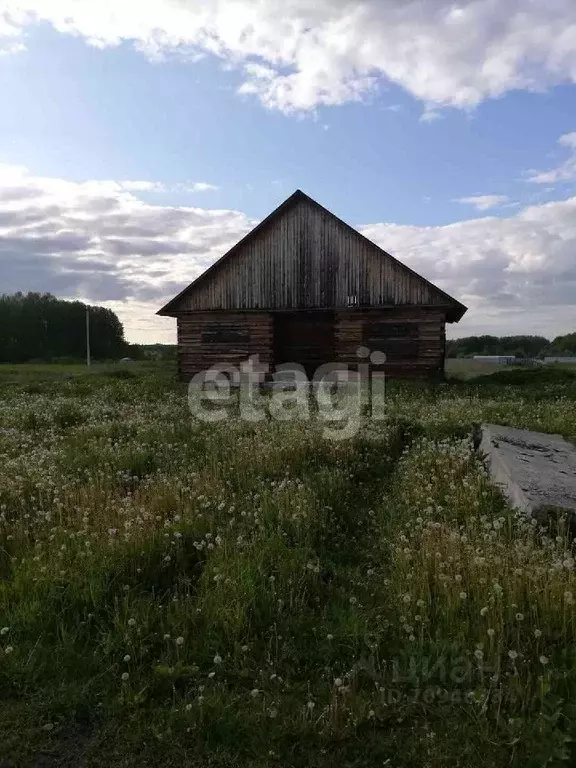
left=480, top=424, right=576, bottom=527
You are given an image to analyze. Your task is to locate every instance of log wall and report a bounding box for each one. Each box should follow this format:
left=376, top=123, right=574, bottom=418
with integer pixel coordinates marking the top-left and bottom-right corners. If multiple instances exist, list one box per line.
left=176, top=308, right=446, bottom=381
left=335, top=308, right=446, bottom=378
left=177, top=312, right=273, bottom=380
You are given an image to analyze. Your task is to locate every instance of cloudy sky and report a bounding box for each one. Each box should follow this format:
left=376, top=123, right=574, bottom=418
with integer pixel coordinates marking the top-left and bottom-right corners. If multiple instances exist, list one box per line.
left=1, top=1, right=576, bottom=342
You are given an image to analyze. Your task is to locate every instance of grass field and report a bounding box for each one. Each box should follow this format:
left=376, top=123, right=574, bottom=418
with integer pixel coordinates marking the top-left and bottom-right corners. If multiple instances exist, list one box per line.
left=2, top=363, right=576, bottom=767
left=446, top=358, right=576, bottom=380
left=445, top=358, right=521, bottom=378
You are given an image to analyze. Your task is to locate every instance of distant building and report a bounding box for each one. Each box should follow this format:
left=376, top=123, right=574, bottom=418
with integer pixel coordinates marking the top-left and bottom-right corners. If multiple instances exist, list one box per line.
left=473, top=355, right=517, bottom=364
left=544, top=357, right=576, bottom=364
left=158, top=190, right=467, bottom=381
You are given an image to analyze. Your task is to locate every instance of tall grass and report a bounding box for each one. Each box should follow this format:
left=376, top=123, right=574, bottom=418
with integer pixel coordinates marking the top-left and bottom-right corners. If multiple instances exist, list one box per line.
left=0, top=365, right=575, bottom=766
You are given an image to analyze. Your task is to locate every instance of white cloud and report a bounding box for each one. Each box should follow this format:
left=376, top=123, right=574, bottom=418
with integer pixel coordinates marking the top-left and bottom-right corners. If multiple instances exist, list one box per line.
left=420, top=109, right=443, bottom=124
left=0, top=164, right=252, bottom=342
left=528, top=131, right=576, bottom=183
left=361, top=197, right=576, bottom=337
left=560, top=132, right=576, bottom=150
left=187, top=182, right=218, bottom=192
left=0, top=8, right=25, bottom=53
left=119, top=180, right=218, bottom=193
left=0, top=164, right=575, bottom=342
left=2, top=1, right=576, bottom=113
left=455, top=195, right=510, bottom=211
left=120, top=181, right=164, bottom=192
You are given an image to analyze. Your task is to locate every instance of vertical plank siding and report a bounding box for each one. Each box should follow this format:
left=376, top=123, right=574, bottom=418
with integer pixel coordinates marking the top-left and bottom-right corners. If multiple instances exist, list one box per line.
left=174, top=198, right=449, bottom=313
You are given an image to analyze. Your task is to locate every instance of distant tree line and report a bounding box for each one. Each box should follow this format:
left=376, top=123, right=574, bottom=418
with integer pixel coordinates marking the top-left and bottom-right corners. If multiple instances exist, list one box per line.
left=447, top=334, right=576, bottom=359
left=0, top=292, right=128, bottom=363
left=0, top=293, right=178, bottom=364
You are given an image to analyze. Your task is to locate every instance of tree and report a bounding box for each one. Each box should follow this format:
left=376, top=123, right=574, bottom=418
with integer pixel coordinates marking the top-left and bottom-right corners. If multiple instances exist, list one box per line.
left=545, top=333, right=576, bottom=357
left=0, top=293, right=128, bottom=363
left=446, top=335, right=550, bottom=359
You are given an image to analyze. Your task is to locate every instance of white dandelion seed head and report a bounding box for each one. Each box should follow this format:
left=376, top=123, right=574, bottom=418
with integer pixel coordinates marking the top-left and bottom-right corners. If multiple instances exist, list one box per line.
left=121, top=672, right=129, bottom=681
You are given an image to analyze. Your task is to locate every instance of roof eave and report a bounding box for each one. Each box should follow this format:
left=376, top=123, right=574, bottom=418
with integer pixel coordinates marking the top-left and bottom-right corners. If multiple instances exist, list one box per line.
left=446, top=305, right=468, bottom=323
left=158, top=302, right=468, bottom=320
left=157, top=303, right=181, bottom=317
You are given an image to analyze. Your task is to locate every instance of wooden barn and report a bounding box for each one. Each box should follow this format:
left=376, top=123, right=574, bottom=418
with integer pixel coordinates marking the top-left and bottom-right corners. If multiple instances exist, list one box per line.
left=158, top=190, right=467, bottom=380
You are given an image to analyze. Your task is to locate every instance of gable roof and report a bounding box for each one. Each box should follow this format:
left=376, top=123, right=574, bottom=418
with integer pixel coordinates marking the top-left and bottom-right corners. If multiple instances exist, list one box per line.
left=158, top=190, right=467, bottom=322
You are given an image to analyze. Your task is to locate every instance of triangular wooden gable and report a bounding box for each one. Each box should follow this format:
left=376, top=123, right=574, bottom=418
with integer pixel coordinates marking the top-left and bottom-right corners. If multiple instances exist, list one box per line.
left=158, top=190, right=467, bottom=322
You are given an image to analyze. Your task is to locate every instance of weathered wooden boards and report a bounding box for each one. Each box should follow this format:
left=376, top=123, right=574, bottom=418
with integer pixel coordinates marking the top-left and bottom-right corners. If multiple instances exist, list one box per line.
left=177, top=312, right=273, bottom=379
left=169, top=195, right=457, bottom=315
left=160, top=190, right=466, bottom=382
left=176, top=308, right=446, bottom=380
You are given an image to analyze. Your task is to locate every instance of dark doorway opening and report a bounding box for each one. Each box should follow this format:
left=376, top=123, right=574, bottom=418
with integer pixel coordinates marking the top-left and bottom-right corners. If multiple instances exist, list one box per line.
left=273, top=311, right=335, bottom=379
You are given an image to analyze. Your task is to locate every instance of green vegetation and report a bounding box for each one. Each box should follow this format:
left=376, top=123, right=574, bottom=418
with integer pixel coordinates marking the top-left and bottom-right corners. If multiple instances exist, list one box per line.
left=0, top=292, right=176, bottom=365
left=447, top=333, right=576, bottom=359
left=447, top=358, right=576, bottom=385
left=1, top=363, right=576, bottom=766
left=547, top=332, right=576, bottom=357
left=0, top=293, right=129, bottom=363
